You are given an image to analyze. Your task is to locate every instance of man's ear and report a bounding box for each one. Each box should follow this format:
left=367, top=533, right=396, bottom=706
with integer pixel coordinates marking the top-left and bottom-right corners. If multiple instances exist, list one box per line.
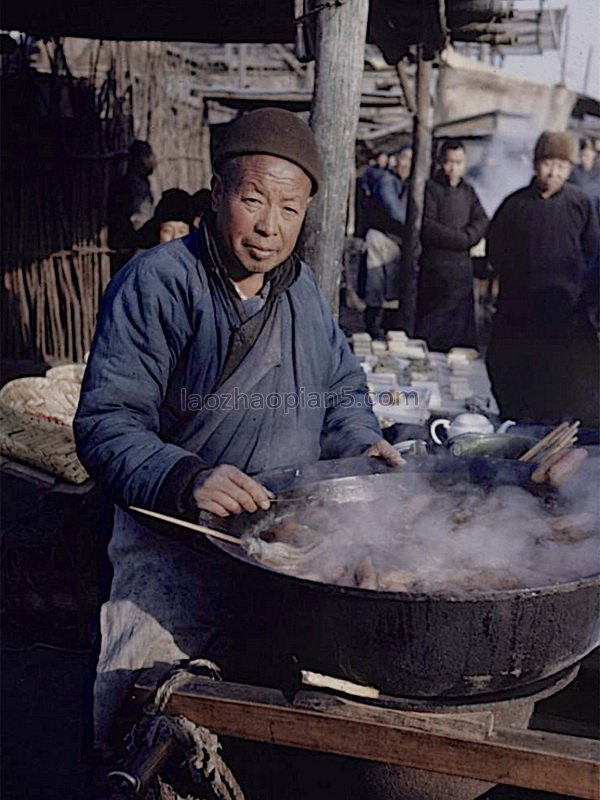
left=211, top=175, right=223, bottom=212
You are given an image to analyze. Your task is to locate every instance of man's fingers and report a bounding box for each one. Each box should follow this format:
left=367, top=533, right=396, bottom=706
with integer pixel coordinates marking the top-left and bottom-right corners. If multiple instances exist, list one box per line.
left=192, top=465, right=271, bottom=514
left=380, top=444, right=405, bottom=467
left=195, top=488, right=241, bottom=516
left=207, top=490, right=244, bottom=515
left=196, top=498, right=231, bottom=518
left=211, top=480, right=259, bottom=514
left=225, top=468, right=272, bottom=509
left=363, top=439, right=406, bottom=467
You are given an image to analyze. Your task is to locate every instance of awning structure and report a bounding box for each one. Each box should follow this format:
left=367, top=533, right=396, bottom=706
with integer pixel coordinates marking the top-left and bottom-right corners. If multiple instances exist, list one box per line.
left=3, top=1, right=523, bottom=59
left=2, top=0, right=296, bottom=44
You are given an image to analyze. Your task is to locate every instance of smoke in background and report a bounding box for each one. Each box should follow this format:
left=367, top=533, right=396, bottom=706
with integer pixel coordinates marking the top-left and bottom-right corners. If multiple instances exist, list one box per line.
left=468, top=123, right=539, bottom=217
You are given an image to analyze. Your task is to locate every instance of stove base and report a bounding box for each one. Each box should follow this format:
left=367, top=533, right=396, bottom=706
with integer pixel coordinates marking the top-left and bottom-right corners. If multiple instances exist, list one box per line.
left=356, top=666, right=579, bottom=800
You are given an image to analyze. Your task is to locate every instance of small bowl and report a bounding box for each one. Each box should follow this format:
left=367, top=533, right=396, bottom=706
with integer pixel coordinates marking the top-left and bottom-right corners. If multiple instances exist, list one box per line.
left=449, top=433, right=538, bottom=460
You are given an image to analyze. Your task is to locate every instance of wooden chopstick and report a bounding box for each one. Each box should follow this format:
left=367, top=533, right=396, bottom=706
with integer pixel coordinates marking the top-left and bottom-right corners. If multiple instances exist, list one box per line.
left=129, top=506, right=243, bottom=546
left=518, top=422, right=570, bottom=462
left=518, top=421, right=580, bottom=463
left=537, top=429, right=579, bottom=464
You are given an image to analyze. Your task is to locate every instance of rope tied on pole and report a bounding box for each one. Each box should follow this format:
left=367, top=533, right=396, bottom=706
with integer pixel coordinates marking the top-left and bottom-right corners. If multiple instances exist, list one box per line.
left=114, top=658, right=245, bottom=800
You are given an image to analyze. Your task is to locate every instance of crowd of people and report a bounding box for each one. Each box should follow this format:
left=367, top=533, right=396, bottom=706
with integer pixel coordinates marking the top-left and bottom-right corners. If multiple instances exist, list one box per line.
left=355, top=131, right=600, bottom=426
left=105, top=130, right=600, bottom=431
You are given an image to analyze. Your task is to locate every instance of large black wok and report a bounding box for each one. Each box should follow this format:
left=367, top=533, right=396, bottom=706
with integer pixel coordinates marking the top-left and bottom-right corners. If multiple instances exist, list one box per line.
left=193, top=454, right=600, bottom=701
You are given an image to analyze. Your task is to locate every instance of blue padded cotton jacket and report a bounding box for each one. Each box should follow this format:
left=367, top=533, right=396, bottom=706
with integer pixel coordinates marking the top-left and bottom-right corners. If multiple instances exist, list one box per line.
left=74, top=225, right=382, bottom=512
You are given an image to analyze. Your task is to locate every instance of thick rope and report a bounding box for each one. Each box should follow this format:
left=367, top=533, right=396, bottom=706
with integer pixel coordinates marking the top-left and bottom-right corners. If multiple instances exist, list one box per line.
left=126, top=659, right=245, bottom=800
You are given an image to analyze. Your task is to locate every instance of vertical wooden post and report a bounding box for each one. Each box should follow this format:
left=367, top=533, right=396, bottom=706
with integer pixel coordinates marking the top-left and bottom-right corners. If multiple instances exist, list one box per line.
left=300, top=0, right=370, bottom=315
left=397, top=47, right=434, bottom=336
left=238, top=43, right=247, bottom=88
left=199, top=99, right=212, bottom=188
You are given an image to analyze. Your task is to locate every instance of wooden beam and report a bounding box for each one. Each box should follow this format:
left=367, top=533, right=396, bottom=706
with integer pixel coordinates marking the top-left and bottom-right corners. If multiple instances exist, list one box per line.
left=199, top=87, right=404, bottom=107
left=300, top=0, right=370, bottom=314
left=133, top=675, right=600, bottom=800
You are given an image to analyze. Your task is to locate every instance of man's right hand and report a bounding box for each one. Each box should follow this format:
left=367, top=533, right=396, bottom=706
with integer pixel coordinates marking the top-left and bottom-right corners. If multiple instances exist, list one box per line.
left=192, top=464, right=273, bottom=517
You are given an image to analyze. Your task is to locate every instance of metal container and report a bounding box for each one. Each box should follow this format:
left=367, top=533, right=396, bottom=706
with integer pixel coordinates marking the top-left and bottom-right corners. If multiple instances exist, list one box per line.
left=170, top=456, right=600, bottom=701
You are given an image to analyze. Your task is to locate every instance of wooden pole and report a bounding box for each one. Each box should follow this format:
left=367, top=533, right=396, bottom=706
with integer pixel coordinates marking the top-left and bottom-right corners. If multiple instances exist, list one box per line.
left=560, top=11, right=570, bottom=85
left=396, top=60, right=417, bottom=115
left=300, top=0, right=370, bottom=315
left=582, top=45, right=593, bottom=96
left=397, top=47, right=434, bottom=336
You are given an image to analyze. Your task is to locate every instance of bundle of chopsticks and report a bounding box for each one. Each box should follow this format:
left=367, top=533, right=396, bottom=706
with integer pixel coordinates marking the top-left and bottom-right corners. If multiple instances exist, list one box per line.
left=518, top=421, right=585, bottom=485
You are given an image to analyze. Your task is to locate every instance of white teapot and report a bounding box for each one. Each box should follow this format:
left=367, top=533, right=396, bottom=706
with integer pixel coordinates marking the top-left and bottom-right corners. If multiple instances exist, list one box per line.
left=430, top=413, right=515, bottom=445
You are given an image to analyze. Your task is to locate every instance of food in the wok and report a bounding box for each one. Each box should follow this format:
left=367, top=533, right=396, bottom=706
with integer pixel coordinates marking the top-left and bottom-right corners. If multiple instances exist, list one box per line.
left=243, top=458, right=600, bottom=593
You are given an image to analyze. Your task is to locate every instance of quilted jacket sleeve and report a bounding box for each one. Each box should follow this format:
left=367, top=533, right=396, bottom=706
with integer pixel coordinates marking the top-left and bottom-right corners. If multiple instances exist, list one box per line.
left=74, top=247, right=208, bottom=510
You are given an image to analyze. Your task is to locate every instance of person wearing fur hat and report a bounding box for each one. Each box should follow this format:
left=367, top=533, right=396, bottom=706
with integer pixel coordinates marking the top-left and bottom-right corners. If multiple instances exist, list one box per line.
left=486, top=130, right=600, bottom=427
left=74, top=107, right=401, bottom=760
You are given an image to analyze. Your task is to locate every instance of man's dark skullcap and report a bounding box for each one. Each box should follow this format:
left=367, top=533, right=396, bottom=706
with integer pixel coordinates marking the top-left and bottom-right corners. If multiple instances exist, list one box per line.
left=534, top=131, right=578, bottom=165
left=213, top=108, right=322, bottom=194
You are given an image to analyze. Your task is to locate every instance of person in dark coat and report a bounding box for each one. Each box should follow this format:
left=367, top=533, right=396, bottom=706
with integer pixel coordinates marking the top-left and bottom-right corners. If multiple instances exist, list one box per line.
left=486, top=130, right=600, bottom=427
left=75, top=108, right=401, bottom=754
left=569, top=137, right=600, bottom=219
left=416, top=139, right=489, bottom=352
left=107, top=140, right=156, bottom=274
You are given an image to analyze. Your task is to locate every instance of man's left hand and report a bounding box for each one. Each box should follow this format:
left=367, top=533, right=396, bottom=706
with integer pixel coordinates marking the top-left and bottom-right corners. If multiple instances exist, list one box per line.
left=362, top=438, right=405, bottom=467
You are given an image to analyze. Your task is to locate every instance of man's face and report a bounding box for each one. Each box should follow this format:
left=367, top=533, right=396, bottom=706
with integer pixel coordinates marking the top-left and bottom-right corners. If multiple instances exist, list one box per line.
left=441, top=147, right=467, bottom=187
left=534, top=158, right=572, bottom=198
left=580, top=147, right=597, bottom=172
left=159, top=220, right=190, bottom=243
left=395, top=148, right=413, bottom=180
left=212, top=154, right=312, bottom=276
left=375, top=152, right=388, bottom=169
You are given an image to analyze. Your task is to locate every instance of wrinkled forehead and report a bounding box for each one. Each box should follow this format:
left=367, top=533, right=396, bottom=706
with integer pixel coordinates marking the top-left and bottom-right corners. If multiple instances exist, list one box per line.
left=221, top=153, right=313, bottom=195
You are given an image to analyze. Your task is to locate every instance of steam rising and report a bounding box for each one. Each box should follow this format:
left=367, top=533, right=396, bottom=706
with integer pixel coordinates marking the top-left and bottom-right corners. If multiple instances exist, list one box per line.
left=468, top=127, right=536, bottom=217
left=249, top=455, right=600, bottom=594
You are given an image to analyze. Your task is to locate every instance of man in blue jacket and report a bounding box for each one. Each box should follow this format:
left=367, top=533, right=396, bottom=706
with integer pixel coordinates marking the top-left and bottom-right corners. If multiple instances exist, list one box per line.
left=75, top=108, right=401, bottom=753
left=362, top=145, right=413, bottom=338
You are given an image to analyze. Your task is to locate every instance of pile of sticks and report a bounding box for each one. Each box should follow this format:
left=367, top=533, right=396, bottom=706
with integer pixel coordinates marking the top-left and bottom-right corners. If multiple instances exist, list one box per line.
left=518, top=421, right=587, bottom=486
